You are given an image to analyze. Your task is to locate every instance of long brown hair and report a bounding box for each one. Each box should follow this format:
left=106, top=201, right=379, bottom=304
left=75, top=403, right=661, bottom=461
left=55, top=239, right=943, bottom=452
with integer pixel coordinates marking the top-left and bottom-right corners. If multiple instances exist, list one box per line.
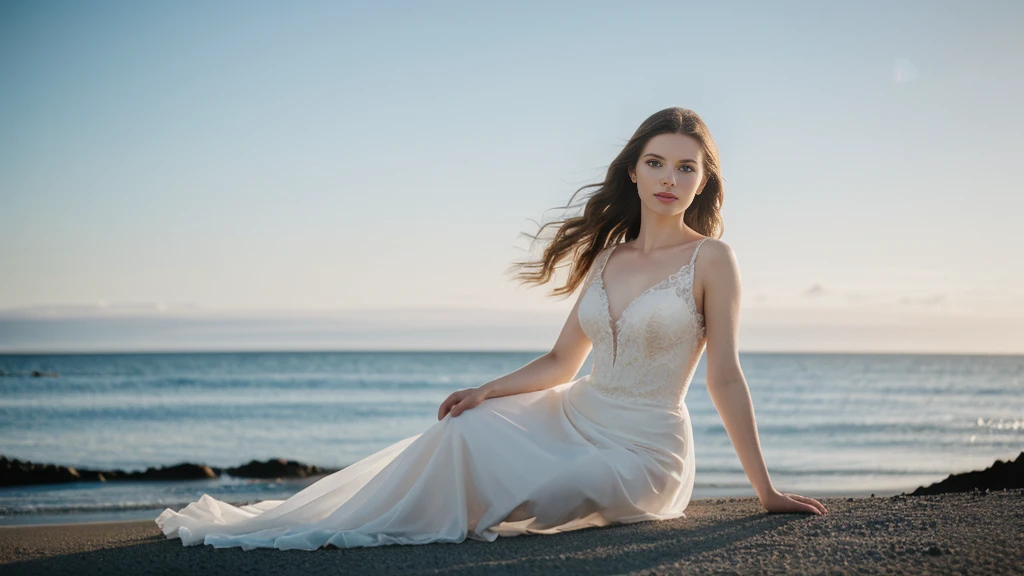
left=508, top=107, right=726, bottom=298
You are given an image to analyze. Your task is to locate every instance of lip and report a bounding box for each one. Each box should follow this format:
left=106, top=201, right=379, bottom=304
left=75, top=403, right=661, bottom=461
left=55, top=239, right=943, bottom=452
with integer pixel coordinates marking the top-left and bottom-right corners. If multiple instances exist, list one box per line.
left=654, top=193, right=677, bottom=200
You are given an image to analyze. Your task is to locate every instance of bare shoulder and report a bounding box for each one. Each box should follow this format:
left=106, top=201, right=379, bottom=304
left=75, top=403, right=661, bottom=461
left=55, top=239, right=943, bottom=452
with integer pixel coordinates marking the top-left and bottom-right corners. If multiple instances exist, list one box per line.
left=698, top=238, right=738, bottom=269
left=695, top=239, right=741, bottom=301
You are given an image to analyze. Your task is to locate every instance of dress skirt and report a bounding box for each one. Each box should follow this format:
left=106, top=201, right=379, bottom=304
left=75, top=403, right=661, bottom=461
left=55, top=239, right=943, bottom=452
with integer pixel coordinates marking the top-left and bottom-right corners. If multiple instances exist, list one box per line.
left=155, top=374, right=695, bottom=551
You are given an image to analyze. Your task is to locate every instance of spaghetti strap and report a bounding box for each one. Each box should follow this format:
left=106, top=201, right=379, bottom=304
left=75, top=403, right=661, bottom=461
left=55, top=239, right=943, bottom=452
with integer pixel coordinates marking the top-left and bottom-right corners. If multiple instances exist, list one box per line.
left=585, top=244, right=617, bottom=291
left=688, top=238, right=709, bottom=267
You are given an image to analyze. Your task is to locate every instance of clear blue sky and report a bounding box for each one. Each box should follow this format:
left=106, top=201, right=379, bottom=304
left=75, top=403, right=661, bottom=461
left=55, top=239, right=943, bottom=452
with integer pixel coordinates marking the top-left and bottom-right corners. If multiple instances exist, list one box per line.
left=1, top=0, right=1021, bottom=353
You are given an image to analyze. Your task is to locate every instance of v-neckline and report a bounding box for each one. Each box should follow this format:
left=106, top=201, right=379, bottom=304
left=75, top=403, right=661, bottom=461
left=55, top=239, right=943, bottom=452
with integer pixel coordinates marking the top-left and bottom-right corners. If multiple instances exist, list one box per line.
left=596, top=238, right=706, bottom=367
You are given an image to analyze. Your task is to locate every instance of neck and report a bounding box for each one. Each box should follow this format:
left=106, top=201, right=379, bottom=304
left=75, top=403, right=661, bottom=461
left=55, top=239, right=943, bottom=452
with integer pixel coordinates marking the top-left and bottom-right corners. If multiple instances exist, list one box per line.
left=630, top=212, right=696, bottom=255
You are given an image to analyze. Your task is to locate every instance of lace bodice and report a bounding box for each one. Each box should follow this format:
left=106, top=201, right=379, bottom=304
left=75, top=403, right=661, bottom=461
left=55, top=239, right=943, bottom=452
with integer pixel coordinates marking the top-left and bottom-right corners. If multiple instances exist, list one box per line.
left=577, top=239, right=709, bottom=409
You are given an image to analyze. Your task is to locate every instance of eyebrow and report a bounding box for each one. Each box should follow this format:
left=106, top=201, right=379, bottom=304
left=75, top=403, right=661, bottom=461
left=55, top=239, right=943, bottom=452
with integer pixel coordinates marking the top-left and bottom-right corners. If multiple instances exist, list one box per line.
left=643, top=153, right=698, bottom=164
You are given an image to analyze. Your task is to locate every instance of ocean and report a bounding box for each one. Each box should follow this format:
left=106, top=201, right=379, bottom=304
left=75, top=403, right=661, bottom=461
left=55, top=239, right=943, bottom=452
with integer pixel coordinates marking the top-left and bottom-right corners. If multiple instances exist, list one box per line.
left=1, top=351, right=1021, bottom=526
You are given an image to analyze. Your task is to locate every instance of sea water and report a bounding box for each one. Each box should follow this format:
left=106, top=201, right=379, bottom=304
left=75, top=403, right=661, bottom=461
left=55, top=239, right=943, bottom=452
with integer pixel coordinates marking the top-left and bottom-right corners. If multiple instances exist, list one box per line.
left=1, top=351, right=1021, bottom=525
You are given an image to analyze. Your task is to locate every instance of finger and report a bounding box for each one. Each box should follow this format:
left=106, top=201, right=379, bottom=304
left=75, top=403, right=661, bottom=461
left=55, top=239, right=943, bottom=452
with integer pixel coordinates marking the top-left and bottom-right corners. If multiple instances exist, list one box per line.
left=789, top=495, right=826, bottom=515
left=807, top=499, right=827, bottom=515
left=453, top=399, right=476, bottom=417
left=786, top=493, right=812, bottom=505
left=803, top=498, right=827, bottom=515
left=440, top=396, right=458, bottom=416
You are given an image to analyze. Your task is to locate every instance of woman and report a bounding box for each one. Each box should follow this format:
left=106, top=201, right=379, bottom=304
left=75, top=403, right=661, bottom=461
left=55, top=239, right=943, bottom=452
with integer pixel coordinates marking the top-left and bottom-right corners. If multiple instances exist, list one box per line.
left=156, top=107, right=828, bottom=551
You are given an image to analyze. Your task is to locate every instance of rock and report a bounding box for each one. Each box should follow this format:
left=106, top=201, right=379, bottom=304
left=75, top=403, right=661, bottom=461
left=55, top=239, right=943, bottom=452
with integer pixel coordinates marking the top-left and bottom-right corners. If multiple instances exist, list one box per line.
left=911, top=452, right=1023, bottom=496
left=0, top=454, right=338, bottom=485
left=29, top=370, right=59, bottom=378
left=225, top=458, right=335, bottom=479
left=1, top=456, right=81, bottom=486
left=128, top=463, right=218, bottom=480
left=74, top=469, right=113, bottom=482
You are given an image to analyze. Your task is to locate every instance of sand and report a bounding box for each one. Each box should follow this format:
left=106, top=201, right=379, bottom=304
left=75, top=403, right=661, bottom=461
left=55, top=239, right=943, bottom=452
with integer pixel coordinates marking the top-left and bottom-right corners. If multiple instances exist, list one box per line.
left=1, top=490, right=1022, bottom=575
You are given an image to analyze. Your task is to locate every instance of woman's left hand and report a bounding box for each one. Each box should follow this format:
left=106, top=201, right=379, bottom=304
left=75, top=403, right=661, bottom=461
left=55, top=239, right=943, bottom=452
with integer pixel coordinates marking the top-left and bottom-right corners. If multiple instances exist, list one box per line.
left=760, top=489, right=828, bottom=516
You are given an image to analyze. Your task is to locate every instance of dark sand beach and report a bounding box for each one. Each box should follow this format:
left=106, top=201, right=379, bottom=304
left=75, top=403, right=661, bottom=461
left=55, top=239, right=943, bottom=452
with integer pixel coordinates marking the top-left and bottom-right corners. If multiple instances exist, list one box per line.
left=1, top=489, right=1021, bottom=575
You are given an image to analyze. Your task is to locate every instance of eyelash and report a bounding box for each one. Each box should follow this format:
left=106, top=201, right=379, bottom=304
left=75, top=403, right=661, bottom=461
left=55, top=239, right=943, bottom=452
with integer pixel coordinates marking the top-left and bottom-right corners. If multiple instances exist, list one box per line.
left=646, top=160, right=694, bottom=172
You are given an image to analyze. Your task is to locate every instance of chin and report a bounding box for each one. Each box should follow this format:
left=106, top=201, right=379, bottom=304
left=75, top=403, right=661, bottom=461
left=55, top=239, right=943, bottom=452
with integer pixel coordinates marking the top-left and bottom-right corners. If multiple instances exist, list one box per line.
left=646, top=200, right=685, bottom=212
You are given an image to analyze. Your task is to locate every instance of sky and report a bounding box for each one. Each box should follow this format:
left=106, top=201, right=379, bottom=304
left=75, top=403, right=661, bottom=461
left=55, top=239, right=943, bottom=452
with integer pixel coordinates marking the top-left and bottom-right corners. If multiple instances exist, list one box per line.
left=1, top=0, right=1022, bottom=354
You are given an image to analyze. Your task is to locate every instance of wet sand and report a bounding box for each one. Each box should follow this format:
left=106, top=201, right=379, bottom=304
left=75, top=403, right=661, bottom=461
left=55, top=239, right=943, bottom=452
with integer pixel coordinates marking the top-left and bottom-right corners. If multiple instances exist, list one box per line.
left=1, top=490, right=1022, bottom=575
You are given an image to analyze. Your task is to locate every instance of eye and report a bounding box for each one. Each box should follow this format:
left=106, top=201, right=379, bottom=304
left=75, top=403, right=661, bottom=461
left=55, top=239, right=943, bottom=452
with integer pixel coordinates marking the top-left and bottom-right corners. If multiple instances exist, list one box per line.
left=646, top=159, right=695, bottom=173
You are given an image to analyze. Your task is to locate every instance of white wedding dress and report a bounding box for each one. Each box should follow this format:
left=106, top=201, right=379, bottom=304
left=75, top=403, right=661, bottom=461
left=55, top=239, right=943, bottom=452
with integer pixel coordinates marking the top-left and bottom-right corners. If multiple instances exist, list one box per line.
left=156, top=238, right=710, bottom=551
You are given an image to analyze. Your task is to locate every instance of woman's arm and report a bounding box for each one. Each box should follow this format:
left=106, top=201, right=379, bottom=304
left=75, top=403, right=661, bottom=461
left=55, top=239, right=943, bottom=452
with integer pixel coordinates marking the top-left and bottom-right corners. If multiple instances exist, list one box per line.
left=438, top=269, right=595, bottom=418
left=479, top=280, right=594, bottom=399
left=701, top=240, right=826, bottom=515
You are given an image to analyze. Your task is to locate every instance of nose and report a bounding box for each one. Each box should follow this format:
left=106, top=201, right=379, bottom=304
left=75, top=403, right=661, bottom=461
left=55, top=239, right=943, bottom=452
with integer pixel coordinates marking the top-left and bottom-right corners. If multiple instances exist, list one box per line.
left=662, top=171, right=676, bottom=187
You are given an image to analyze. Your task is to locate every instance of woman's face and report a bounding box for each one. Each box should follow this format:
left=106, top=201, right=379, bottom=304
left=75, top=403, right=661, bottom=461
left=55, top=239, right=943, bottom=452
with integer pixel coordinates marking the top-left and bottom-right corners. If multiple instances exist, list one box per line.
left=628, top=133, right=708, bottom=215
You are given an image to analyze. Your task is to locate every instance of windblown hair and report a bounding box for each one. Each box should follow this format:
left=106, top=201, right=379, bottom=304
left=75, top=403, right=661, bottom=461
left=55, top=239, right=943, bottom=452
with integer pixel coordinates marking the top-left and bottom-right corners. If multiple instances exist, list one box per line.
left=509, top=107, right=725, bottom=298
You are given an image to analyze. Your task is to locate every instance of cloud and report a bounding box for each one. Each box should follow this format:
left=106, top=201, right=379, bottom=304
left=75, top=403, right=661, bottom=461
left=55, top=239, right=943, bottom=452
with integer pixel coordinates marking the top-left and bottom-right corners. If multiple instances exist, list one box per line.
left=898, top=294, right=946, bottom=306
left=803, top=283, right=828, bottom=298
left=0, top=302, right=205, bottom=319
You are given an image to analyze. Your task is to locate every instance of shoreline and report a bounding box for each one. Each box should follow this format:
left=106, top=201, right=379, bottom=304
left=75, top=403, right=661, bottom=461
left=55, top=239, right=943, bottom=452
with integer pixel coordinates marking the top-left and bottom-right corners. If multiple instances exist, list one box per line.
left=6, top=451, right=1019, bottom=527
left=0, top=485, right=909, bottom=528
left=1, top=490, right=1021, bottom=575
